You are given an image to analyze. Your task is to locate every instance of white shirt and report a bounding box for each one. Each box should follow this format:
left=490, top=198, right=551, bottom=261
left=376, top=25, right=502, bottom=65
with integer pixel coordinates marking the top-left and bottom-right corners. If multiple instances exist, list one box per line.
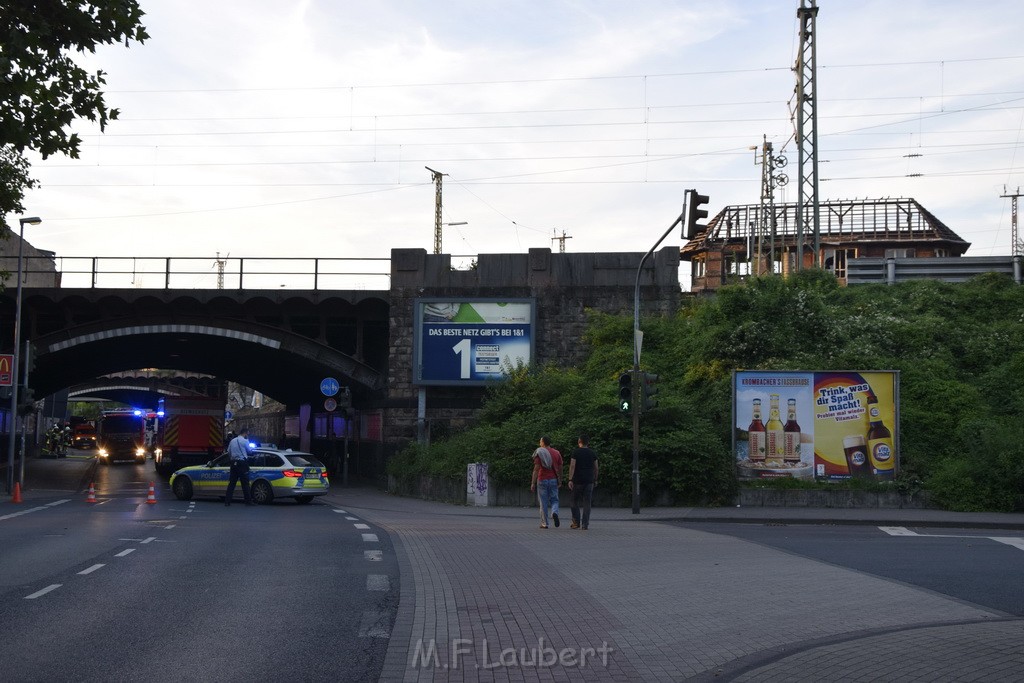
left=228, top=435, right=250, bottom=461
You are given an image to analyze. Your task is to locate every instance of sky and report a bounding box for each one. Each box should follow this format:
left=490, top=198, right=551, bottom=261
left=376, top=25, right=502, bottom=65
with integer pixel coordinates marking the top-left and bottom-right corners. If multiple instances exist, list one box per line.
left=13, top=0, right=1024, bottom=291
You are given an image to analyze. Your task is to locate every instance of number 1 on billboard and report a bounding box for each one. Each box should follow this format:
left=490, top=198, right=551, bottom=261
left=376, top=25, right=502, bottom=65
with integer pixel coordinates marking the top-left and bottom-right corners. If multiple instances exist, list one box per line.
left=453, top=339, right=471, bottom=379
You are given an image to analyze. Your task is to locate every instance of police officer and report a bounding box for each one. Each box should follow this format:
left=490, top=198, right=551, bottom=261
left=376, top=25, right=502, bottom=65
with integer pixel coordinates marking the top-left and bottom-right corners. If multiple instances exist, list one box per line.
left=225, top=426, right=254, bottom=506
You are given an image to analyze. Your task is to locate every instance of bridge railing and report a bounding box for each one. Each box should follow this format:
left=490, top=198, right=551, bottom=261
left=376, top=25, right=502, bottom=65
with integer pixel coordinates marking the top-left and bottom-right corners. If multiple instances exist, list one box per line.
left=14, top=256, right=393, bottom=290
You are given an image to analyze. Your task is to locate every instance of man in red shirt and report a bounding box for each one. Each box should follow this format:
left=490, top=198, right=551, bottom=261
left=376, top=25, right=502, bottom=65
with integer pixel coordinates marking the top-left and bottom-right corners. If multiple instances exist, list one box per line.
left=530, top=435, right=563, bottom=528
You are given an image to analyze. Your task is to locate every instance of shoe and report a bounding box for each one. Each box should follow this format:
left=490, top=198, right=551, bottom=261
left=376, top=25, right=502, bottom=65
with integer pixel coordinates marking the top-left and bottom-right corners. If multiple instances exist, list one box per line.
left=582, top=526, right=588, bottom=530
left=539, top=524, right=548, bottom=529
left=552, top=513, right=560, bottom=528
left=570, top=522, right=580, bottom=529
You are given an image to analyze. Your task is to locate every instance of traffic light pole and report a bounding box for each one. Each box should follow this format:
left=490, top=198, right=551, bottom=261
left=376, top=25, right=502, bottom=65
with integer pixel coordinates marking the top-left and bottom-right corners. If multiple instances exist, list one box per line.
left=631, top=198, right=688, bottom=514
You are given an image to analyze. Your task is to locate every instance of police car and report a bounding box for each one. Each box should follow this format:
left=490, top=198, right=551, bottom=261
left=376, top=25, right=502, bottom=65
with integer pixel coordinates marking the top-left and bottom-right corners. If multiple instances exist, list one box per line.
left=169, top=447, right=330, bottom=505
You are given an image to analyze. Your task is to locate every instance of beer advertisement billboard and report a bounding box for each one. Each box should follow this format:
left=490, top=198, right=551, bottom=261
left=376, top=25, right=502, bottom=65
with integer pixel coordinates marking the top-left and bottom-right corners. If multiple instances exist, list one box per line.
left=733, top=370, right=899, bottom=482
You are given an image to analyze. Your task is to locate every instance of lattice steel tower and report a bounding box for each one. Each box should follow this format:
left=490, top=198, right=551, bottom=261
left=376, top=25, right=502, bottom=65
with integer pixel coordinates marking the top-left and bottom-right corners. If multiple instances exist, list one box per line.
left=1002, top=186, right=1023, bottom=257
left=794, top=0, right=821, bottom=269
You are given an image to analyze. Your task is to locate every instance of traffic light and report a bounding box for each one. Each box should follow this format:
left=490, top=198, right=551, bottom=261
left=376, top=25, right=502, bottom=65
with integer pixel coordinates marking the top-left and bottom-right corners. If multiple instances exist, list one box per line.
left=685, top=189, right=710, bottom=239
left=641, top=373, right=659, bottom=411
left=618, top=372, right=633, bottom=414
left=339, top=386, right=352, bottom=409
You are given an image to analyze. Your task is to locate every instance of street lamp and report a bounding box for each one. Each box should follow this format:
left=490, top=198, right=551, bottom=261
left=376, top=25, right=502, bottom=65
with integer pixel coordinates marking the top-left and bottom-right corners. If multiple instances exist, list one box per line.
left=6, top=216, right=41, bottom=495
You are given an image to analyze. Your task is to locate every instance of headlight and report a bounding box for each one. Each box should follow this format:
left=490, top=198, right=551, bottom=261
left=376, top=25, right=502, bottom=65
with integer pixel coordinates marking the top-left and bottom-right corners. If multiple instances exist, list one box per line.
left=136, top=448, right=146, bottom=456
left=98, top=449, right=108, bottom=458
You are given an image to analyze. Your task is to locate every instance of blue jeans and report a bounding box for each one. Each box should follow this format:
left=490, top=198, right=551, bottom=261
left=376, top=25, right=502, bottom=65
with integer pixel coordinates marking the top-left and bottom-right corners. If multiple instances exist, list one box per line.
left=537, top=478, right=559, bottom=526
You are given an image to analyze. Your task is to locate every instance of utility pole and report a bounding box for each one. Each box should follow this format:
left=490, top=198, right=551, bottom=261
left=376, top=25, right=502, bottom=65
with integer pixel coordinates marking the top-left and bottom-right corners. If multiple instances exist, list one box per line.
left=551, top=230, right=572, bottom=253
left=1001, top=186, right=1023, bottom=257
left=214, top=252, right=228, bottom=289
left=426, top=166, right=447, bottom=255
left=752, top=136, right=789, bottom=275
left=794, top=0, right=821, bottom=270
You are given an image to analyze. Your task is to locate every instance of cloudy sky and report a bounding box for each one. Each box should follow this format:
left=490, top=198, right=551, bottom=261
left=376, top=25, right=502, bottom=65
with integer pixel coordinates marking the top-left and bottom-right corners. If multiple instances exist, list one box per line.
left=15, top=0, right=1024, bottom=290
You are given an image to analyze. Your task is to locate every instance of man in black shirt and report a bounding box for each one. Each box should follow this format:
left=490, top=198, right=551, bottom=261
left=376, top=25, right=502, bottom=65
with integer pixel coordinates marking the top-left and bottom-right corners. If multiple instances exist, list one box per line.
left=567, top=434, right=599, bottom=530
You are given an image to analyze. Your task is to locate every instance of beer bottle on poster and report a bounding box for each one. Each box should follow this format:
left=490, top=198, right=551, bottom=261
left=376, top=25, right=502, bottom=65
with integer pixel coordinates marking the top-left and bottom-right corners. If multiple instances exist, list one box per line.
left=748, top=398, right=766, bottom=462
left=783, top=398, right=801, bottom=464
left=843, top=435, right=872, bottom=479
left=866, top=394, right=894, bottom=480
left=765, top=394, right=784, bottom=461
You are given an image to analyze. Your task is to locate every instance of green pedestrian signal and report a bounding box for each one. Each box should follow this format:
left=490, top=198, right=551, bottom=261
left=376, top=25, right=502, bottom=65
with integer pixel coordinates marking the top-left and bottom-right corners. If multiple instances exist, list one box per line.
left=618, top=372, right=633, bottom=413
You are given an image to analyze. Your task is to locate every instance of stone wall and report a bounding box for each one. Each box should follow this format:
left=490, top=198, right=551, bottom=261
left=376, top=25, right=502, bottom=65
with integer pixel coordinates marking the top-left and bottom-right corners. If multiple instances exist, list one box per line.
left=384, top=247, right=682, bottom=450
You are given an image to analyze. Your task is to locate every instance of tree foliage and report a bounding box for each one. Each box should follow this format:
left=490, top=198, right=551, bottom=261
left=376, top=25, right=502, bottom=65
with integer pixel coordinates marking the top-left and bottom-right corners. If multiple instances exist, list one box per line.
left=391, top=269, right=1024, bottom=512
left=0, top=1, right=148, bottom=222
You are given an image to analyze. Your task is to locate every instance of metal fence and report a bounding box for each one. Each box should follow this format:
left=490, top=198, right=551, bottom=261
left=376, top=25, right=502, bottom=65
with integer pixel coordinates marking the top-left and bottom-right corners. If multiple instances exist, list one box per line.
left=10, top=255, right=394, bottom=291
left=847, top=256, right=1023, bottom=285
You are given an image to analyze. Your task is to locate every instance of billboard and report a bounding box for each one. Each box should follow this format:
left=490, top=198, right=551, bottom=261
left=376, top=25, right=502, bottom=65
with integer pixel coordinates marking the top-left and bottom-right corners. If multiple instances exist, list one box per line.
left=413, top=299, right=535, bottom=386
left=733, top=370, right=899, bottom=482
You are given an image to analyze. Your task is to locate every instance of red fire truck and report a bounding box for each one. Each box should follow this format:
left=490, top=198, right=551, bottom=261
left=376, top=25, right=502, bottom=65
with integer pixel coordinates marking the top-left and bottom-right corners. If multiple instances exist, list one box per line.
left=154, top=397, right=226, bottom=476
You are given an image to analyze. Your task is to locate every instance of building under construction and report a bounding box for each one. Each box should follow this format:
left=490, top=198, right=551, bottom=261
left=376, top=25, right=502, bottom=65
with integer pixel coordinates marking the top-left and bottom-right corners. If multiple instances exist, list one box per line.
left=681, top=197, right=971, bottom=292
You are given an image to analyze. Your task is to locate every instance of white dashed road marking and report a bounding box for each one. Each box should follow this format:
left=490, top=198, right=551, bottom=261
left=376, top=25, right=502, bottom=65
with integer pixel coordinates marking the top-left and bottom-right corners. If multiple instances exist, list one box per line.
left=358, top=610, right=390, bottom=638
left=354, top=523, right=370, bottom=530
left=78, top=564, right=105, bottom=575
left=361, top=533, right=379, bottom=543
left=367, top=575, right=390, bottom=591
left=115, top=549, right=135, bottom=557
left=879, top=526, right=918, bottom=536
left=365, top=550, right=383, bottom=561
left=25, top=584, right=62, bottom=599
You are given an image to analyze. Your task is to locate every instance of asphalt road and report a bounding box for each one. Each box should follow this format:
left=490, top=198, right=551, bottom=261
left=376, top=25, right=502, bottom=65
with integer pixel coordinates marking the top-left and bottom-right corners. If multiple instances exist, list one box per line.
left=0, top=457, right=399, bottom=682
left=668, top=521, right=1024, bottom=617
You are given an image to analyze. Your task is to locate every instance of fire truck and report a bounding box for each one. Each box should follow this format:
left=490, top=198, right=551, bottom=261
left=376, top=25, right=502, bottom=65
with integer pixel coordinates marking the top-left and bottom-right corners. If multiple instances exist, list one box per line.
left=153, top=397, right=226, bottom=476
left=97, top=409, right=148, bottom=465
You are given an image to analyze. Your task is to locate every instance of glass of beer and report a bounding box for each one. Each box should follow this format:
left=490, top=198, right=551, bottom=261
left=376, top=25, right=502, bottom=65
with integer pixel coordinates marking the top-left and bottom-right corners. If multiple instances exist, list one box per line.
left=843, top=435, right=871, bottom=479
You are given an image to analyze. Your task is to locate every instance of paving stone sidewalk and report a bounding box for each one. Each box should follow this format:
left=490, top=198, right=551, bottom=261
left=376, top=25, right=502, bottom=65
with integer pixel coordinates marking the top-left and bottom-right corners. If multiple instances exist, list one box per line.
left=329, top=488, right=1024, bottom=682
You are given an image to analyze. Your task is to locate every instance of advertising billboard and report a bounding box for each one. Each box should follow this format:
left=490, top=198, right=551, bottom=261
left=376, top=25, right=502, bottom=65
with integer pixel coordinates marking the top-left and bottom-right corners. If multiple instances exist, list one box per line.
left=733, top=370, right=899, bottom=482
left=413, top=299, right=535, bottom=386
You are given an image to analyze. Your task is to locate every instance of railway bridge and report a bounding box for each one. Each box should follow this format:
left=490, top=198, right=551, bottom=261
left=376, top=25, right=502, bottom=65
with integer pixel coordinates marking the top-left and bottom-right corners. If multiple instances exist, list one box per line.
left=1, top=246, right=682, bottom=471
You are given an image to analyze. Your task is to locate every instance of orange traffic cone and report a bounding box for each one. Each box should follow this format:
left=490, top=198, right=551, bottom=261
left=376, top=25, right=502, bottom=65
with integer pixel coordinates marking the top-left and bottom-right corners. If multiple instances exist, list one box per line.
left=11, top=482, right=23, bottom=504
left=86, top=483, right=97, bottom=504
left=146, top=482, right=157, bottom=504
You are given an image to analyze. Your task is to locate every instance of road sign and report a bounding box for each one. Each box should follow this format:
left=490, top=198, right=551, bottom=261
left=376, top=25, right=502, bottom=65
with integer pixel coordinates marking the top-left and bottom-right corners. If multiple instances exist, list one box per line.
left=225, top=410, right=233, bottom=420
left=324, top=398, right=337, bottom=412
left=0, top=354, right=12, bottom=387
left=320, top=377, right=340, bottom=397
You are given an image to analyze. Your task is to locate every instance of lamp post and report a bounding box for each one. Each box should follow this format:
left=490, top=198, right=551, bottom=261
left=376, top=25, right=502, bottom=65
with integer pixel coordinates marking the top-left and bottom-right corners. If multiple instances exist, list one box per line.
left=6, top=216, right=41, bottom=495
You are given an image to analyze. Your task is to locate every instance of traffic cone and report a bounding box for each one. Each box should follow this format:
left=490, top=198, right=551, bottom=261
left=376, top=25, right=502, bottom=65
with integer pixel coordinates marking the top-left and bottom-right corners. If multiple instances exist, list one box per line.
left=146, top=482, right=157, bottom=504
left=86, top=483, right=97, bottom=504
left=11, top=482, right=23, bottom=503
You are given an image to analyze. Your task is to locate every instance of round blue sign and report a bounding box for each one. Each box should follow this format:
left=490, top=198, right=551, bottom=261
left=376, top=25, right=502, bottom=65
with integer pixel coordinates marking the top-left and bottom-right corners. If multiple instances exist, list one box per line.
left=320, top=377, right=340, bottom=397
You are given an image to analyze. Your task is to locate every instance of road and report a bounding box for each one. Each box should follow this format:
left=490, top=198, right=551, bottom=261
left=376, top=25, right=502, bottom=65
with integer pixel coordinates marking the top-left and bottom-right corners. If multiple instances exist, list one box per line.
left=667, top=521, right=1024, bottom=617
left=0, top=454, right=398, bottom=682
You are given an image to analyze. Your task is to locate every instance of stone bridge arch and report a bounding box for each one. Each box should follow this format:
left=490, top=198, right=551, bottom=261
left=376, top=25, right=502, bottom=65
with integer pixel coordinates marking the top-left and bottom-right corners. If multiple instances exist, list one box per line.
left=30, top=314, right=384, bottom=410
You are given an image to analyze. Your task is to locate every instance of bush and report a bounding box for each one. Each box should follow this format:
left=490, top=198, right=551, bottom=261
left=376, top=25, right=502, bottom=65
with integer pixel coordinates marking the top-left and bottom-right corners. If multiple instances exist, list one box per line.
left=390, top=272, right=1024, bottom=511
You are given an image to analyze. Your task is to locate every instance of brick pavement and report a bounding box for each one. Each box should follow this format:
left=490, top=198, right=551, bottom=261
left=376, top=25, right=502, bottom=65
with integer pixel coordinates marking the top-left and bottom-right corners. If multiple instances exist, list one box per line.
left=330, top=488, right=1024, bottom=682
